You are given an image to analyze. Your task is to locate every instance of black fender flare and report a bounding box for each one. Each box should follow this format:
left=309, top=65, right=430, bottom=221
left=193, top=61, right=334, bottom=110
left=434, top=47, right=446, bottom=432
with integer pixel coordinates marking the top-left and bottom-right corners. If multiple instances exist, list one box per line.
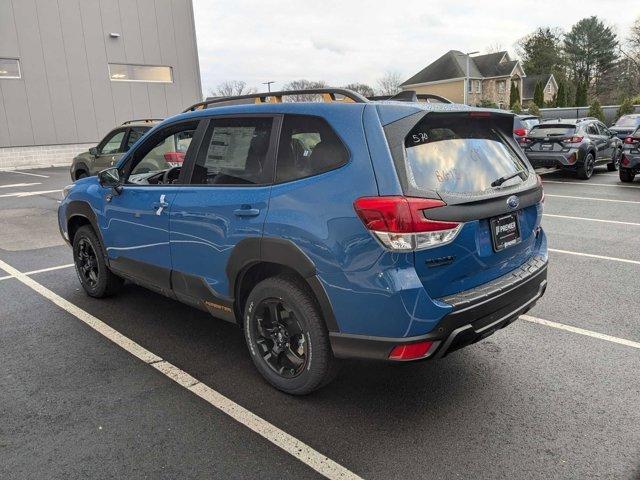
left=65, top=201, right=107, bottom=258
left=227, top=237, right=339, bottom=332
left=73, top=162, right=90, bottom=178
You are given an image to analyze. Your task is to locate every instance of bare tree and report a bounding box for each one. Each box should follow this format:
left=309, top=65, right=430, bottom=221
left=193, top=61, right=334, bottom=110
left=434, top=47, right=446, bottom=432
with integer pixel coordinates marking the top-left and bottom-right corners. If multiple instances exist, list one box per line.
left=485, top=42, right=504, bottom=54
left=282, top=79, right=328, bottom=101
left=376, top=71, right=403, bottom=96
left=210, top=80, right=255, bottom=98
left=343, top=83, right=375, bottom=98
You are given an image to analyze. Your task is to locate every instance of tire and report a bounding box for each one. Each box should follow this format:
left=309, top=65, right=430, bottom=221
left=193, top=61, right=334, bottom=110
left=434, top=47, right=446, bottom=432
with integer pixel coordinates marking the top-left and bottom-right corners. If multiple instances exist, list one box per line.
left=72, top=225, right=123, bottom=297
left=607, top=148, right=621, bottom=171
left=75, top=170, right=88, bottom=180
left=243, top=275, right=338, bottom=395
left=577, top=152, right=595, bottom=179
left=619, top=168, right=635, bottom=183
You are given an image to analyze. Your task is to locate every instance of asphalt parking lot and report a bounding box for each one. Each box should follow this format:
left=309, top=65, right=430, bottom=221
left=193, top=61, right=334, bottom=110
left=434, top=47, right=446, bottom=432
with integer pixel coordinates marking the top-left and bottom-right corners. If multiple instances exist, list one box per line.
left=1, top=166, right=639, bottom=480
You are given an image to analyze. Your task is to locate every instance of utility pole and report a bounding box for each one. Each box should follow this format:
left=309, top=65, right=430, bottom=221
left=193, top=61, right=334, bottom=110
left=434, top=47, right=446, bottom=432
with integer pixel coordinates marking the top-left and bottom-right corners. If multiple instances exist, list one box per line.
left=262, top=81, right=275, bottom=92
left=463, top=51, right=479, bottom=105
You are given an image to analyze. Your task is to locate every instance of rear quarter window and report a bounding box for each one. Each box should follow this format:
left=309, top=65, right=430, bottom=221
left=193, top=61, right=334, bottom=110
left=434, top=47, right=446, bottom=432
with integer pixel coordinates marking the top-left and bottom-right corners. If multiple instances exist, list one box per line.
left=403, top=115, right=528, bottom=195
left=275, top=115, right=348, bottom=183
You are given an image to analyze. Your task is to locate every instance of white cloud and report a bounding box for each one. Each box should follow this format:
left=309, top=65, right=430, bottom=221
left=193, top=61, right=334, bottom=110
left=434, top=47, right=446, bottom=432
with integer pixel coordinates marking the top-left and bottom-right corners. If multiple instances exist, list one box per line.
left=193, top=0, right=640, bottom=96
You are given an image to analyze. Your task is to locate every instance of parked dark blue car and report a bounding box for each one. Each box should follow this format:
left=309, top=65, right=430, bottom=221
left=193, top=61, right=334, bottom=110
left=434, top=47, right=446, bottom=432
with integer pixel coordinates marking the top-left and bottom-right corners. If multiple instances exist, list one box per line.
left=58, top=89, right=548, bottom=394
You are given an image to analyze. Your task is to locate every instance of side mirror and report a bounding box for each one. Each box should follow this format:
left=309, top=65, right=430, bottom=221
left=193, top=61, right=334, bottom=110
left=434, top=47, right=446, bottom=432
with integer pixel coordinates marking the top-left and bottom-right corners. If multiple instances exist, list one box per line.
left=98, top=167, right=123, bottom=194
left=89, top=146, right=98, bottom=157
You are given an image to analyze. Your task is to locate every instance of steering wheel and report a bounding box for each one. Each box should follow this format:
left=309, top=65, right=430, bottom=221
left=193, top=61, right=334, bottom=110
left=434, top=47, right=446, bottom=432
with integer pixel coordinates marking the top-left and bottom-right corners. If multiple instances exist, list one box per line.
left=162, top=166, right=181, bottom=184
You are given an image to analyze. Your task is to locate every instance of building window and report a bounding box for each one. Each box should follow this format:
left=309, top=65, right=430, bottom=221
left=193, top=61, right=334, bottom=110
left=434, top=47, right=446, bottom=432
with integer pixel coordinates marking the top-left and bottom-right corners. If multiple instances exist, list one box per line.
left=497, top=81, right=505, bottom=94
left=108, top=64, right=173, bottom=83
left=467, top=80, right=472, bottom=93
left=0, top=58, right=21, bottom=79
left=546, top=82, right=552, bottom=93
left=476, top=80, right=481, bottom=94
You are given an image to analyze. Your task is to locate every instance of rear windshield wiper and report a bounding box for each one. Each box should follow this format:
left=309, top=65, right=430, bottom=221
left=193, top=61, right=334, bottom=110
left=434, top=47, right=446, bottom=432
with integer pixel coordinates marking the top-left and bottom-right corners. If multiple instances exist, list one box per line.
left=490, top=171, right=526, bottom=187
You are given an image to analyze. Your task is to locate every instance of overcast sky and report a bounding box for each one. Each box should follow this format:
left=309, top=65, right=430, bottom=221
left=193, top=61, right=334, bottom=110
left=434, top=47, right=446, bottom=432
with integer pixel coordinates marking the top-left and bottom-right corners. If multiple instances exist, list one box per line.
left=192, top=0, right=640, bottom=96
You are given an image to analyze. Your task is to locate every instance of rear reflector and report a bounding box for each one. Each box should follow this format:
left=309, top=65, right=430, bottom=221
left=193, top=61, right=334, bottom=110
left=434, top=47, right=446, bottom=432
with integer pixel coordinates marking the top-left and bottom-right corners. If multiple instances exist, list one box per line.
left=624, top=136, right=640, bottom=145
left=389, top=340, right=434, bottom=360
left=354, top=196, right=462, bottom=251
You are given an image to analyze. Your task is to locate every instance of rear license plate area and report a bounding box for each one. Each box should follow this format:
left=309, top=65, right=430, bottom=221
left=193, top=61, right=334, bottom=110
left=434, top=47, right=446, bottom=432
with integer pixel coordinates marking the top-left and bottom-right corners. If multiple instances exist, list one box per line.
left=490, top=212, right=521, bottom=252
left=541, top=143, right=553, bottom=150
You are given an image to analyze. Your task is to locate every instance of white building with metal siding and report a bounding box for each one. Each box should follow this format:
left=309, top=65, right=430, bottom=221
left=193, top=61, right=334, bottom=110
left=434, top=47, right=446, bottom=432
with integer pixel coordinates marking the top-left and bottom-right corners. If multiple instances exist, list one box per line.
left=0, top=0, right=202, bottom=169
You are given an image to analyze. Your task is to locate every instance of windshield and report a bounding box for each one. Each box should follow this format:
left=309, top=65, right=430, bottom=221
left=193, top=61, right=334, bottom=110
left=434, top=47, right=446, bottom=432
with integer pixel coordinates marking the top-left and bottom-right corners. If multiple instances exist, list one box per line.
left=403, top=115, right=528, bottom=195
left=529, top=125, right=576, bottom=137
left=614, top=116, right=640, bottom=128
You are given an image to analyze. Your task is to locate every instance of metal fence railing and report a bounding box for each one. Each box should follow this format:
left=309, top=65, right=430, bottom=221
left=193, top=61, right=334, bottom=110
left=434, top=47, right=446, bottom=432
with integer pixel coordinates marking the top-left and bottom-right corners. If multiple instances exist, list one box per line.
left=539, top=105, right=640, bottom=126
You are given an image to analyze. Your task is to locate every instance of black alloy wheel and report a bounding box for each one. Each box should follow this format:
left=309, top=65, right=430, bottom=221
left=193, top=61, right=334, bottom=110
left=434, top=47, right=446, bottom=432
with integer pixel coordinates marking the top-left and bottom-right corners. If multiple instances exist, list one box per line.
left=253, top=298, right=307, bottom=378
left=76, top=238, right=99, bottom=289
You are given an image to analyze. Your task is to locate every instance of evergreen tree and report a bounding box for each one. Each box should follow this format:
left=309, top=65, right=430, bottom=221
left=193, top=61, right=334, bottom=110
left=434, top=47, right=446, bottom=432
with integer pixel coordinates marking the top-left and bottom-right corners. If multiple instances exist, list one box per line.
left=617, top=98, right=635, bottom=117
left=511, top=102, right=522, bottom=114
left=588, top=100, right=605, bottom=122
left=528, top=104, right=540, bottom=116
left=575, top=82, right=588, bottom=106
left=533, top=82, right=545, bottom=107
left=555, top=81, right=566, bottom=107
left=509, top=82, right=521, bottom=107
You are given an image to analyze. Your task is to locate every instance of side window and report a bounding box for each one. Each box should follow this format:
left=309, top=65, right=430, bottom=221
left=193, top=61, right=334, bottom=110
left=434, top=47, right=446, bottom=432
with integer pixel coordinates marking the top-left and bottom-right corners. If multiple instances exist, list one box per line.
left=276, top=115, right=349, bottom=183
left=191, top=117, right=273, bottom=185
left=596, top=123, right=609, bottom=136
left=128, top=122, right=197, bottom=179
left=124, top=128, right=147, bottom=151
left=99, top=130, right=126, bottom=154
left=586, top=124, right=598, bottom=136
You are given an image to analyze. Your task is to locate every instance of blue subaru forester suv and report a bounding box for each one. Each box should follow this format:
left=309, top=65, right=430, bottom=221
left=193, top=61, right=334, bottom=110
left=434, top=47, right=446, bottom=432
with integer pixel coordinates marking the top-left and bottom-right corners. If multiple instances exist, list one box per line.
left=58, top=89, right=547, bottom=394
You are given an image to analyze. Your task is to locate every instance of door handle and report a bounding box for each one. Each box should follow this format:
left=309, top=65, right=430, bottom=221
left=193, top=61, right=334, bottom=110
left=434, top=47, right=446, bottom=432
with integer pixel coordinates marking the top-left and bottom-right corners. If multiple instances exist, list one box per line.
left=153, top=194, right=169, bottom=215
left=234, top=207, right=260, bottom=217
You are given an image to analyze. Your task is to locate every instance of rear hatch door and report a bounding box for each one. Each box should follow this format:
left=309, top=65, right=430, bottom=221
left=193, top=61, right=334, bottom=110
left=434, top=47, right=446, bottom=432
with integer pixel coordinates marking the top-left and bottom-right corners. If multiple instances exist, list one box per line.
left=385, top=110, right=543, bottom=298
left=526, top=124, right=577, bottom=153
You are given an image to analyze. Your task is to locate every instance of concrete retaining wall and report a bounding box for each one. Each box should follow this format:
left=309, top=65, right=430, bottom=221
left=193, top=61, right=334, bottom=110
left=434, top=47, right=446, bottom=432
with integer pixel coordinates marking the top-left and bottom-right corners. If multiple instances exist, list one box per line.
left=539, top=105, right=640, bottom=126
left=0, top=143, right=94, bottom=170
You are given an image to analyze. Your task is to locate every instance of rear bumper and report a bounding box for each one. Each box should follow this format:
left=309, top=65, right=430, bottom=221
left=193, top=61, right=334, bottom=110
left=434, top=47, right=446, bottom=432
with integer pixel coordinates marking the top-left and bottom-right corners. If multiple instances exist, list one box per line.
left=621, top=152, right=640, bottom=169
left=330, top=255, right=548, bottom=361
left=525, top=150, right=578, bottom=168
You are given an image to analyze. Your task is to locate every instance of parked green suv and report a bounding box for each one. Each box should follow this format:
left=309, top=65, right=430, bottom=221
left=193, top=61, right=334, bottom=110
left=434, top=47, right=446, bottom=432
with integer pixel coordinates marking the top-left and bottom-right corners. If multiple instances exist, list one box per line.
left=70, top=119, right=161, bottom=180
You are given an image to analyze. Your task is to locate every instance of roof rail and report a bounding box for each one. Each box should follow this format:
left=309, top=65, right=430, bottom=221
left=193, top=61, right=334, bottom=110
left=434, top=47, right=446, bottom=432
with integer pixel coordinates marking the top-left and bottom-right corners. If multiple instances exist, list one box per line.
left=367, top=91, right=452, bottom=104
left=121, top=118, right=163, bottom=125
left=182, top=88, right=368, bottom=112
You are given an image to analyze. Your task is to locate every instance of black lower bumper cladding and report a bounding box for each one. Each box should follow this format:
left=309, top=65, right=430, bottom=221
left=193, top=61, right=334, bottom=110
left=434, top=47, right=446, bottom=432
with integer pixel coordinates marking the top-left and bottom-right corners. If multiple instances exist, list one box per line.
left=330, top=256, right=548, bottom=361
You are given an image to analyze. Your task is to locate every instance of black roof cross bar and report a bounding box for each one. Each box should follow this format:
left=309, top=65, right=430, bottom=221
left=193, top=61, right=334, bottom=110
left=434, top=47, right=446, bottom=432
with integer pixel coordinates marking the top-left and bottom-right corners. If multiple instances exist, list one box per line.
left=182, top=88, right=369, bottom=112
left=121, top=118, right=164, bottom=125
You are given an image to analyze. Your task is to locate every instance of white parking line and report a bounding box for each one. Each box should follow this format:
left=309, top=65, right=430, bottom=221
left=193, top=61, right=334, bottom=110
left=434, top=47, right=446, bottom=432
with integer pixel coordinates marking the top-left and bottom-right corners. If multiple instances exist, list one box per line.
left=0, top=170, right=49, bottom=178
left=543, top=214, right=640, bottom=227
left=521, top=315, right=640, bottom=350
left=545, top=194, right=640, bottom=205
left=544, top=180, right=640, bottom=189
left=0, top=189, right=60, bottom=198
left=0, top=264, right=74, bottom=282
left=549, top=248, right=640, bottom=266
left=0, top=257, right=363, bottom=480
left=0, top=182, right=41, bottom=189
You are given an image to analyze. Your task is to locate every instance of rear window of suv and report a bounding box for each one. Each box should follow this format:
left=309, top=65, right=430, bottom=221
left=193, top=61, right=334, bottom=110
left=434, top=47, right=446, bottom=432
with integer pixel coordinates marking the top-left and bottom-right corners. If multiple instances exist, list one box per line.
left=403, top=115, right=528, bottom=195
left=529, top=125, right=576, bottom=137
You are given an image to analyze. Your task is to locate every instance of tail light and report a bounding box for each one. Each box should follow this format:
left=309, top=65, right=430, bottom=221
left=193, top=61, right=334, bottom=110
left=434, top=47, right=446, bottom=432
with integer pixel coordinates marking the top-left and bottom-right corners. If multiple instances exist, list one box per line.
left=519, top=136, right=532, bottom=145
left=621, top=154, right=630, bottom=166
left=624, top=136, right=640, bottom=145
left=563, top=136, right=583, bottom=144
left=513, top=128, right=527, bottom=137
left=353, top=196, right=462, bottom=251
